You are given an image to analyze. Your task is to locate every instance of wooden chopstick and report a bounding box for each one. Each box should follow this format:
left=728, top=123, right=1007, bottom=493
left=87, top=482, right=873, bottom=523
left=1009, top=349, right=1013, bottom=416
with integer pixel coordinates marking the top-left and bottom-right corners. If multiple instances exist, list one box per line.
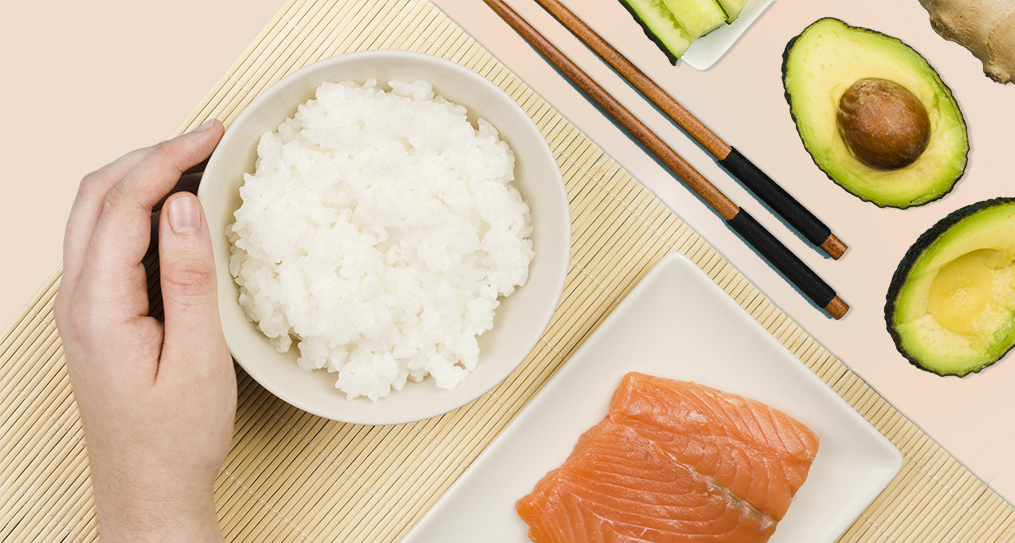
left=531, top=0, right=847, bottom=260
left=483, top=0, right=848, bottom=319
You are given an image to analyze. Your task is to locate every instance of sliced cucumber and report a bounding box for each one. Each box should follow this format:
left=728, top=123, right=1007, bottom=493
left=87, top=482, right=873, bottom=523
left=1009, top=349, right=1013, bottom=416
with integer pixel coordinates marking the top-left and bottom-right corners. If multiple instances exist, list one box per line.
left=716, top=0, right=750, bottom=23
left=619, top=0, right=694, bottom=64
left=661, top=0, right=727, bottom=38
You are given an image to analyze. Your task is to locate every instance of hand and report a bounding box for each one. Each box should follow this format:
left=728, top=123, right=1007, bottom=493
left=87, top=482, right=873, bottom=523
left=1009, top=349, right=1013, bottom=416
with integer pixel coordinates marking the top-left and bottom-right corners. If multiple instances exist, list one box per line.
left=54, top=120, right=235, bottom=543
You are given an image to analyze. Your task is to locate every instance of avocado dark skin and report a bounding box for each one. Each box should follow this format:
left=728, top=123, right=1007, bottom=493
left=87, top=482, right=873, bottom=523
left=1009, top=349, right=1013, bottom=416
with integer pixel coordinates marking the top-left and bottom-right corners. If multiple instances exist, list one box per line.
left=886, top=197, right=1015, bottom=376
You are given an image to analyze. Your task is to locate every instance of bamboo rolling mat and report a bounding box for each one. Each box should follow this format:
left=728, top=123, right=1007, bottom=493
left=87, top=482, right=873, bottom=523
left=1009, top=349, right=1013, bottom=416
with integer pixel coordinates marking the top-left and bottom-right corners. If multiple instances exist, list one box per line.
left=2, top=0, right=1013, bottom=541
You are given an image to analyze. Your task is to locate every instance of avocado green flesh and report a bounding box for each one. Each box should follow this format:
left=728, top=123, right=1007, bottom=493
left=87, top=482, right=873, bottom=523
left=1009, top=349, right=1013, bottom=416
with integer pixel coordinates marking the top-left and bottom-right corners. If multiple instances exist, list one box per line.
left=783, top=18, right=968, bottom=208
left=888, top=199, right=1015, bottom=376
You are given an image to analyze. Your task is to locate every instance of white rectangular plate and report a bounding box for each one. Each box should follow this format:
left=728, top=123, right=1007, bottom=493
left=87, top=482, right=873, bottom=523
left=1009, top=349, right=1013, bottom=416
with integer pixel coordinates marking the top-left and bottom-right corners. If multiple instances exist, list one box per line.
left=402, top=252, right=902, bottom=542
left=681, top=0, right=775, bottom=70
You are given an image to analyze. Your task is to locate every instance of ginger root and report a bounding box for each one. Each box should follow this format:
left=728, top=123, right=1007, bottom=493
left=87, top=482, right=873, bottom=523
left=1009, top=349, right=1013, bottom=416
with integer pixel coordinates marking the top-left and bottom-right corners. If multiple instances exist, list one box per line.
left=918, top=0, right=1015, bottom=84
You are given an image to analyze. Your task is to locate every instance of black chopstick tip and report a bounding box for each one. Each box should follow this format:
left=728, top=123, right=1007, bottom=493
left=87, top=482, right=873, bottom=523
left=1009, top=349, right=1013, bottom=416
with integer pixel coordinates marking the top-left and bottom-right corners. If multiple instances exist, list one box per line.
left=825, top=296, right=849, bottom=320
left=822, top=234, right=847, bottom=260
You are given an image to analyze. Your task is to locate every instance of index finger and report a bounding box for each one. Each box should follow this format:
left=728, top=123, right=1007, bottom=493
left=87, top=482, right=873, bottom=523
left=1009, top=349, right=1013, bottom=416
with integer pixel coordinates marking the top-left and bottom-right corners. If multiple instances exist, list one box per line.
left=61, top=146, right=155, bottom=293
left=84, top=120, right=224, bottom=310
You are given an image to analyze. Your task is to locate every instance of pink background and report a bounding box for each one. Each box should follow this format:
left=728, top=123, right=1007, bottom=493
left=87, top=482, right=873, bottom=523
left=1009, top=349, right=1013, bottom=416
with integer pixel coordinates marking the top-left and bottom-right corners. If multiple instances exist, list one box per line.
left=2, top=0, right=1012, bottom=503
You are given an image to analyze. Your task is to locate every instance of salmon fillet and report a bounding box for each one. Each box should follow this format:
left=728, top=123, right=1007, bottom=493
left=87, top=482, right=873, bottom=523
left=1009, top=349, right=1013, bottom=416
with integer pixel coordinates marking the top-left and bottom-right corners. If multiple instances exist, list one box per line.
left=516, top=372, right=819, bottom=543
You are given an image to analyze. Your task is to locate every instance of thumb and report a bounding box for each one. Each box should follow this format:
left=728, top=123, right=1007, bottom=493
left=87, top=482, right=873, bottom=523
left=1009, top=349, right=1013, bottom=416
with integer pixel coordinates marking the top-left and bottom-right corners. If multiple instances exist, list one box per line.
left=158, top=192, right=229, bottom=377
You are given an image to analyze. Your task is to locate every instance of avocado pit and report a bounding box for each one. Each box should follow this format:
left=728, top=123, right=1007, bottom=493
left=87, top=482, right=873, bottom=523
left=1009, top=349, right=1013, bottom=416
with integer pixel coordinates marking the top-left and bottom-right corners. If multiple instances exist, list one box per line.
left=836, top=78, right=930, bottom=170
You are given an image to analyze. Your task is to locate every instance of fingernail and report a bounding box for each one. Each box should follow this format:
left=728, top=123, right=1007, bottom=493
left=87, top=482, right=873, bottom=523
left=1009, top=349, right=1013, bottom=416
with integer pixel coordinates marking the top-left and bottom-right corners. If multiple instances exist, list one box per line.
left=168, top=195, right=202, bottom=233
left=194, top=119, right=216, bottom=132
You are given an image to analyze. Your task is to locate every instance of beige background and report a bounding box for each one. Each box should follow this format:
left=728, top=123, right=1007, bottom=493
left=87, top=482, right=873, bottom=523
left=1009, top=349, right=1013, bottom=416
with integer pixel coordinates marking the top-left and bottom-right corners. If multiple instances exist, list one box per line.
left=2, top=0, right=1012, bottom=504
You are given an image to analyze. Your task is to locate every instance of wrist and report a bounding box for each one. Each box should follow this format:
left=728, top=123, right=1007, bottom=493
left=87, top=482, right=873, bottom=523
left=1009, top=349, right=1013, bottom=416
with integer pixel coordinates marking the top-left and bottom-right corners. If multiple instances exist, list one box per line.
left=95, top=491, right=224, bottom=543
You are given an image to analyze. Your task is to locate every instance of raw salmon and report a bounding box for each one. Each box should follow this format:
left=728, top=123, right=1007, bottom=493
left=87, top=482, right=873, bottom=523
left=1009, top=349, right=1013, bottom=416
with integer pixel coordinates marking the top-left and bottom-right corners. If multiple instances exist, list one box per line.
left=515, top=372, right=819, bottom=543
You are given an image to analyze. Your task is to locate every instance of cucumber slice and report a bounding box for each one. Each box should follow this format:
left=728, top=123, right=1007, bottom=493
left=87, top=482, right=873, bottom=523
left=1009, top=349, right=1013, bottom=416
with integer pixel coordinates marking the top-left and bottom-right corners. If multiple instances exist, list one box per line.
left=716, top=0, right=750, bottom=23
left=661, top=0, right=727, bottom=38
left=619, top=0, right=693, bottom=64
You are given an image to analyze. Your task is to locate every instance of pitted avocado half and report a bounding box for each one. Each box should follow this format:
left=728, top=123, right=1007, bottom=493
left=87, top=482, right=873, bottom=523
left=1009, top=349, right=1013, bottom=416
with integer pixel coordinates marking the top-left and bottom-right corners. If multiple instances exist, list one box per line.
left=886, top=198, right=1015, bottom=376
left=782, top=18, right=969, bottom=209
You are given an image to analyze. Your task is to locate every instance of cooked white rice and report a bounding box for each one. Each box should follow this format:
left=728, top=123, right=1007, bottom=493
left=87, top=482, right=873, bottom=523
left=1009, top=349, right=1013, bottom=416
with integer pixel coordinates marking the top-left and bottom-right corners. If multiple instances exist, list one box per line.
left=227, top=79, right=533, bottom=401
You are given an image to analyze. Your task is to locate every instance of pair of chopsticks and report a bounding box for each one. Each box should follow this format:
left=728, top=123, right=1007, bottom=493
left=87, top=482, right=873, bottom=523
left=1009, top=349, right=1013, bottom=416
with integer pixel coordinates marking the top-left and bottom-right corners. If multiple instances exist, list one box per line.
left=484, top=0, right=849, bottom=319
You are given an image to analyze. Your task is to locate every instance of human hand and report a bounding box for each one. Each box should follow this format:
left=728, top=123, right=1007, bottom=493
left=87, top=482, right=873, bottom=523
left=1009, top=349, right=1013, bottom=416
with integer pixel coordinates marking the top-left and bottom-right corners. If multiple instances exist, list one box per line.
left=54, top=120, right=235, bottom=543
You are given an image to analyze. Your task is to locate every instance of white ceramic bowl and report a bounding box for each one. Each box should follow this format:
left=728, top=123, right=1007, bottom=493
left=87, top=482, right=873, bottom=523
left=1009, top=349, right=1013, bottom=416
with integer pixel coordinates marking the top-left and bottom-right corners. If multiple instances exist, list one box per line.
left=198, top=50, right=570, bottom=425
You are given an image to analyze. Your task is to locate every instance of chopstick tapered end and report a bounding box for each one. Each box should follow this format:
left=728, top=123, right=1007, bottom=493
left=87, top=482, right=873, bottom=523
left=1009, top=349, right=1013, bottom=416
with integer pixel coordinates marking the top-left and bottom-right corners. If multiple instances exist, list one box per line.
left=821, top=234, right=847, bottom=260
left=825, top=296, right=849, bottom=320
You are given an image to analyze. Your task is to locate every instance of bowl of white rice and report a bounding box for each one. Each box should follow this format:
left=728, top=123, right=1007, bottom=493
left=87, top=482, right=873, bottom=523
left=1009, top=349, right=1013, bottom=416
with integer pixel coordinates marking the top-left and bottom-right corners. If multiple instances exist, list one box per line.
left=198, top=50, right=570, bottom=425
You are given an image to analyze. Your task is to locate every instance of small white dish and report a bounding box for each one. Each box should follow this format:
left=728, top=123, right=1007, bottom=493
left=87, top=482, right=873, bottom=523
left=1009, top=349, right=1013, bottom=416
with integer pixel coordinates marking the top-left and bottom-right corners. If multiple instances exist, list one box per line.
left=402, top=252, right=902, bottom=542
left=682, top=0, right=775, bottom=70
left=199, top=51, right=571, bottom=425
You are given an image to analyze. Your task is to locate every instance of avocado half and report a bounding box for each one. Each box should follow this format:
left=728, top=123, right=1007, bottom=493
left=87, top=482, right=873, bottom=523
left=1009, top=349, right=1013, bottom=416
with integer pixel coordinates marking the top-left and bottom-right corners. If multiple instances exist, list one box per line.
left=782, top=18, right=969, bottom=209
left=886, top=198, right=1015, bottom=376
